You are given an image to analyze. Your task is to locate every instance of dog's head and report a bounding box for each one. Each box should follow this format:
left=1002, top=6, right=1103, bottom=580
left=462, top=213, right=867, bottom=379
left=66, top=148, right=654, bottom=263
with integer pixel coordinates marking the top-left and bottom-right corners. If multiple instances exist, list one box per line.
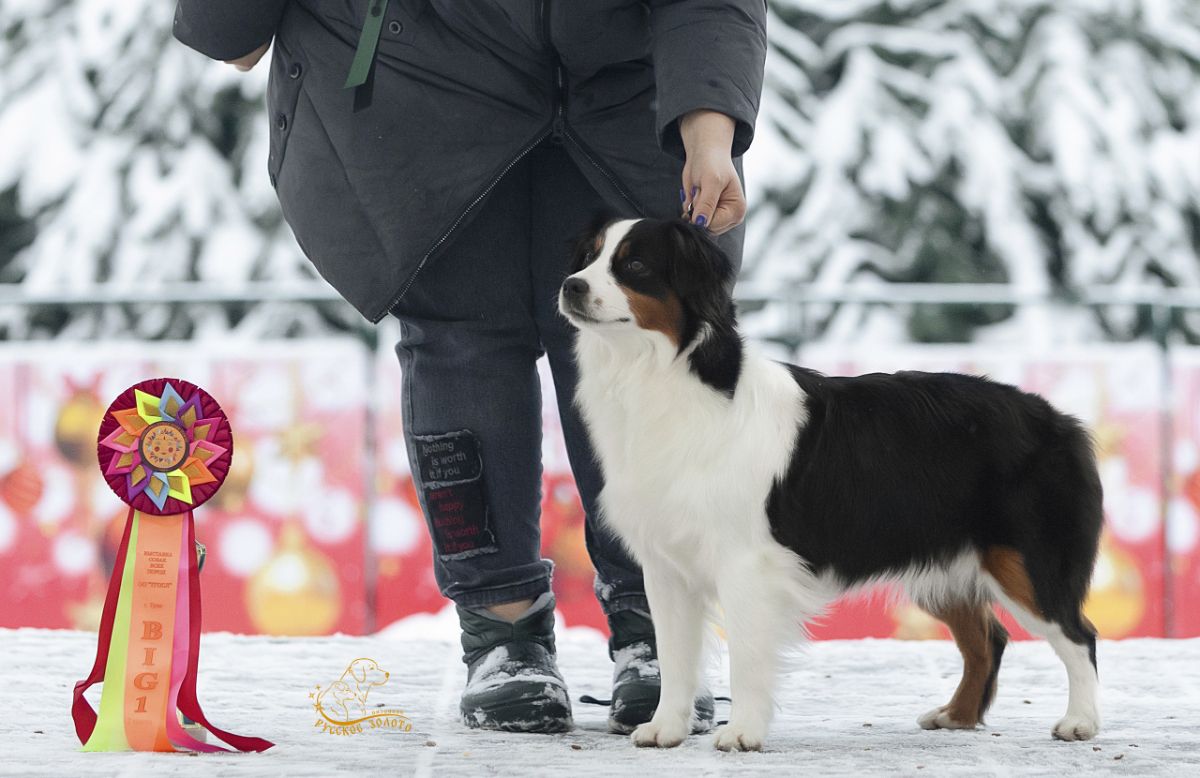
left=558, top=216, right=742, bottom=395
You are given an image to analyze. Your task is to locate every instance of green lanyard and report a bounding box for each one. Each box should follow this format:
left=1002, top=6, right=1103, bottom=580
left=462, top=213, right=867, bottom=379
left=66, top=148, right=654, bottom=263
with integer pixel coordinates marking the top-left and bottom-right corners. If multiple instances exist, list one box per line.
left=344, top=0, right=390, bottom=90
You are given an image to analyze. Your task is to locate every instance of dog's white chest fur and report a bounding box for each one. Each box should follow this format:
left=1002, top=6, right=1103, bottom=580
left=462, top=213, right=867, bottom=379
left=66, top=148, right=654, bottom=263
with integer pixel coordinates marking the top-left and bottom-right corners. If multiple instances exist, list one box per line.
left=574, top=333, right=807, bottom=584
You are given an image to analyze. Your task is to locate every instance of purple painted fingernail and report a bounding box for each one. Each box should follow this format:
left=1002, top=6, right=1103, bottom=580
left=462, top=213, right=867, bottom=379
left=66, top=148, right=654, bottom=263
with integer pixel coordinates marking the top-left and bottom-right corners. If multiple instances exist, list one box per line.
left=695, top=214, right=707, bottom=227
left=680, top=188, right=686, bottom=203
left=691, top=186, right=698, bottom=197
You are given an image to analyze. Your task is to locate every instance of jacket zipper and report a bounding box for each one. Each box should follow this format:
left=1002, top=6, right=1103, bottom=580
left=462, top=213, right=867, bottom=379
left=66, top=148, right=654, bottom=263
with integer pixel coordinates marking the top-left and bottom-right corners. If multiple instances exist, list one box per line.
left=543, top=0, right=565, bottom=144
left=374, top=0, right=641, bottom=321
left=564, top=127, right=643, bottom=215
left=541, top=0, right=638, bottom=211
left=552, top=66, right=566, bottom=142
left=376, top=129, right=552, bottom=321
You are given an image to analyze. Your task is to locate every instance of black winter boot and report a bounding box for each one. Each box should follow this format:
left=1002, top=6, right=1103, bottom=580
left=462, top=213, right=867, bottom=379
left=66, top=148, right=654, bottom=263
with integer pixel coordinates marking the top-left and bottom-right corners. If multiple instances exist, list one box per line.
left=457, top=592, right=573, bottom=733
left=606, top=609, right=715, bottom=734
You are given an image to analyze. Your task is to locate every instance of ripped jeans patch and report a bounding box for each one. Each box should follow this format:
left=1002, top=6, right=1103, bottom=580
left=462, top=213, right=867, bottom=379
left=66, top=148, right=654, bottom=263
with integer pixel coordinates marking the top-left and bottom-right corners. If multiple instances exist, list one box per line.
left=413, top=430, right=497, bottom=560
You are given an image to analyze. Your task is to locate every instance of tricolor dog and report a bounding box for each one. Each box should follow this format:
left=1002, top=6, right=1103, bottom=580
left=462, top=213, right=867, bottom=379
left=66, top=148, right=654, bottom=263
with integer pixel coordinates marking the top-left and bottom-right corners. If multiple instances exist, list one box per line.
left=558, top=217, right=1102, bottom=751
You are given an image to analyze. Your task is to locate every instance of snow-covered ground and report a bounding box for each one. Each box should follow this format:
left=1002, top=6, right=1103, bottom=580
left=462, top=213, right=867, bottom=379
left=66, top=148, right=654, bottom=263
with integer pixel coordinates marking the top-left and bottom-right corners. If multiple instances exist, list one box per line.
left=5, top=613, right=1199, bottom=777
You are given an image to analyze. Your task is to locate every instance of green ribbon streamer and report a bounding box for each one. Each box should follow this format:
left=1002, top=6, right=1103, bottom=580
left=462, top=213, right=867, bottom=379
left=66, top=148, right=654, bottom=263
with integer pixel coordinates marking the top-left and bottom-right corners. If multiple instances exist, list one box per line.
left=344, top=0, right=391, bottom=89
left=82, top=514, right=140, bottom=752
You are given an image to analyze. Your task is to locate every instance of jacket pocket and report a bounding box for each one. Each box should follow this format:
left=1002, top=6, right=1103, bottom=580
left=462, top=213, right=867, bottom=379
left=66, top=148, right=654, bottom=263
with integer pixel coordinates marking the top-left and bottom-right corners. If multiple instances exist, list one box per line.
left=266, top=33, right=308, bottom=188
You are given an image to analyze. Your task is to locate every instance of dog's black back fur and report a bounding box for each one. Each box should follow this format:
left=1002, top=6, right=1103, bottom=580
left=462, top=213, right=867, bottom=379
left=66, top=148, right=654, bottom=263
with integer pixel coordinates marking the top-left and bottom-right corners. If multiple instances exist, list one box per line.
left=766, top=366, right=1103, bottom=645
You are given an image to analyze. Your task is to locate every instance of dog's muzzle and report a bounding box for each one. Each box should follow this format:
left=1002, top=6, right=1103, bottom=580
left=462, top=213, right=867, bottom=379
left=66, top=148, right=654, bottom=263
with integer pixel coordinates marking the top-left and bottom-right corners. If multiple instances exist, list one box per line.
left=560, top=276, right=591, bottom=318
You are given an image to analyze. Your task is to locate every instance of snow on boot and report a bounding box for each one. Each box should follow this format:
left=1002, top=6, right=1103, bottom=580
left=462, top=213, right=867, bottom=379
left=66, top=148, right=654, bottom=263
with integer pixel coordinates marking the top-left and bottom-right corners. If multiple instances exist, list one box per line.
left=606, top=609, right=715, bottom=734
left=457, top=592, right=573, bottom=733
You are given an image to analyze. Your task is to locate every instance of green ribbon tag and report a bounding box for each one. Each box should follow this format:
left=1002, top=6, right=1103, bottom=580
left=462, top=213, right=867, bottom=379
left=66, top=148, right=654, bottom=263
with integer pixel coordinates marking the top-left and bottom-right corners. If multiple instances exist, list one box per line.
left=81, top=515, right=140, bottom=752
left=344, top=0, right=391, bottom=89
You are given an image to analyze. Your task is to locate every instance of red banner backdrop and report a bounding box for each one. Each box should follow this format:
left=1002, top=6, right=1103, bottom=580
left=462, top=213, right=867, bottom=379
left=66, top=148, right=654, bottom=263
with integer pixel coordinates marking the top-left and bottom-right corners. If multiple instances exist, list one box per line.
left=0, top=343, right=368, bottom=636
left=1170, top=353, right=1200, bottom=637
left=1, top=341, right=1196, bottom=638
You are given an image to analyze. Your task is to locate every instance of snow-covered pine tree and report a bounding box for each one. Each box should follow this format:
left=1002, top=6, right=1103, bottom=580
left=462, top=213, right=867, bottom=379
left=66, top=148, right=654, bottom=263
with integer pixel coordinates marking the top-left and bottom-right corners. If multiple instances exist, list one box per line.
left=0, top=0, right=348, bottom=340
left=743, top=0, right=1200, bottom=349
left=3, top=0, right=1197, bottom=346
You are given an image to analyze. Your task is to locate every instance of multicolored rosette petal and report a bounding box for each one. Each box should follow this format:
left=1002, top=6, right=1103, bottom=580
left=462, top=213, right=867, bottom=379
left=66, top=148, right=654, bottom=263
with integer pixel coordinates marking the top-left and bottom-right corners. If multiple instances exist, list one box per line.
left=96, top=378, right=232, bottom=515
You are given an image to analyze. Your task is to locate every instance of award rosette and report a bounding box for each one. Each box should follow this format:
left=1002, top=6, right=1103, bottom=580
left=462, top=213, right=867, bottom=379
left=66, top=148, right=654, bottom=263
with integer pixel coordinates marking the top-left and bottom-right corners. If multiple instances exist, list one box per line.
left=72, top=378, right=272, bottom=753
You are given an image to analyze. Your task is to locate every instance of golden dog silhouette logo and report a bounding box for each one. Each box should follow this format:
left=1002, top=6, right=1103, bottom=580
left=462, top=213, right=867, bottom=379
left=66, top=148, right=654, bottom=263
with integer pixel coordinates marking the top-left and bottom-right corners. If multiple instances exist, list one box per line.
left=310, top=658, right=413, bottom=735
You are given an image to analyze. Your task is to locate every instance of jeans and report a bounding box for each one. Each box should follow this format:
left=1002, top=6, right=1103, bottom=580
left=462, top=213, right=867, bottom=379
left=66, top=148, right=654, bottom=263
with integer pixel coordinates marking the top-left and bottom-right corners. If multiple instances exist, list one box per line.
left=390, top=139, right=648, bottom=616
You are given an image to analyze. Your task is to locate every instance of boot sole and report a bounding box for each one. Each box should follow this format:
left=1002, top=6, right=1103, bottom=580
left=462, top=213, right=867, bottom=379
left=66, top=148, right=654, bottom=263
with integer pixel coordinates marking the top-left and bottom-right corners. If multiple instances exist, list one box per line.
left=460, top=699, right=573, bottom=733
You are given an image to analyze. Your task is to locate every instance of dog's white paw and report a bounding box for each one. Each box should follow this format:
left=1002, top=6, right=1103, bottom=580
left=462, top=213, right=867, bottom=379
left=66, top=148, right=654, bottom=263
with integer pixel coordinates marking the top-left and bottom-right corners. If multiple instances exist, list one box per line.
left=631, top=717, right=689, bottom=748
left=918, top=705, right=978, bottom=731
left=712, top=721, right=765, bottom=752
left=1052, top=714, right=1099, bottom=741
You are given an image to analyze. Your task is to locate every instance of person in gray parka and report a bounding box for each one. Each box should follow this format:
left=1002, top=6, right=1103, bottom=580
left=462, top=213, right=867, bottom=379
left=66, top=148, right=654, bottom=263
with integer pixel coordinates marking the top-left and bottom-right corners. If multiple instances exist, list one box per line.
left=174, top=0, right=767, bottom=736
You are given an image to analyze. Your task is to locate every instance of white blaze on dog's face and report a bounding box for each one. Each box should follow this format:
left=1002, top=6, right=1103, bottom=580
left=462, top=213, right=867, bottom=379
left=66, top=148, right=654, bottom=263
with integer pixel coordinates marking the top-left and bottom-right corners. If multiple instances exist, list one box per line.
left=558, top=218, right=639, bottom=331
left=559, top=218, right=700, bottom=348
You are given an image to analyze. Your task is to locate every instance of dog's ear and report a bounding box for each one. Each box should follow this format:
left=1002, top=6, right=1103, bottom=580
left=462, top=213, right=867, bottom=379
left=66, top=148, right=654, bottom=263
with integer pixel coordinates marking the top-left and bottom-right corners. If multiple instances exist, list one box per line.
left=568, top=208, right=620, bottom=275
left=351, top=661, right=367, bottom=683
left=665, top=220, right=736, bottom=321
left=664, top=220, right=742, bottom=397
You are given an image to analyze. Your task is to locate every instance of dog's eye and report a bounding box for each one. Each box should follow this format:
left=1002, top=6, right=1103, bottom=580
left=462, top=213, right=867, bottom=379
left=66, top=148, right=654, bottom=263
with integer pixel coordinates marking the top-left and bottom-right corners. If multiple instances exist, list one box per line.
left=624, top=258, right=647, bottom=274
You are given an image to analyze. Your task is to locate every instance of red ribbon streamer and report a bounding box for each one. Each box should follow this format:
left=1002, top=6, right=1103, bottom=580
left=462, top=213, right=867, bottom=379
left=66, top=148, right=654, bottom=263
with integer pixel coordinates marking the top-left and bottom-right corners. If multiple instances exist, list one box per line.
left=175, top=512, right=273, bottom=752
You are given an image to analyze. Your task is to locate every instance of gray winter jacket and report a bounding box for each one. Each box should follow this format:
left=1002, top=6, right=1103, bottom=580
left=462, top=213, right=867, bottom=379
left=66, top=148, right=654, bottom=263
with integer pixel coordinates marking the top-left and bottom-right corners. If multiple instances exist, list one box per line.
left=174, top=1, right=767, bottom=323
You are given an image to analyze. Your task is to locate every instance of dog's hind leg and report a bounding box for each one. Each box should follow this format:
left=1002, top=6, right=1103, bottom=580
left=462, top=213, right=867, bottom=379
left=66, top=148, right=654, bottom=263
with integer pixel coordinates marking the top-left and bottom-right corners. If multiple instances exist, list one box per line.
left=918, top=601, right=1008, bottom=731
left=983, top=547, right=1100, bottom=741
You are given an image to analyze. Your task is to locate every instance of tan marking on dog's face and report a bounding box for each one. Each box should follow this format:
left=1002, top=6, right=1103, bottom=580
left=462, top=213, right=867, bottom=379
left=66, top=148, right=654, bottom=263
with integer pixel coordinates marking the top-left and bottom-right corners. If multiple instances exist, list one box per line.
left=606, top=224, right=686, bottom=345
left=982, top=546, right=1042, bottom=617
left=619, top=287, right=685, bottom=347
left=928, top=602, right=1000, bottom=726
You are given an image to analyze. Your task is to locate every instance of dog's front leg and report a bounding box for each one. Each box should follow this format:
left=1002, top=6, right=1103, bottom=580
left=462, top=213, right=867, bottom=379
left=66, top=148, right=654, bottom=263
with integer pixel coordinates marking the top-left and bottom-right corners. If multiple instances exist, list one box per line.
left=630, top=564, right=703, bottom=748
left=713, top=556, right=782, bottom=751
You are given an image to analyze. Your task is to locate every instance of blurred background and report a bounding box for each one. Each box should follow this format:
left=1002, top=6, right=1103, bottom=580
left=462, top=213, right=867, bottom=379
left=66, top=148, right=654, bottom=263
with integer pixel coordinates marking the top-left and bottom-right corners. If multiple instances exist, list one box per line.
left=1, top=0, right=1198, bottom=639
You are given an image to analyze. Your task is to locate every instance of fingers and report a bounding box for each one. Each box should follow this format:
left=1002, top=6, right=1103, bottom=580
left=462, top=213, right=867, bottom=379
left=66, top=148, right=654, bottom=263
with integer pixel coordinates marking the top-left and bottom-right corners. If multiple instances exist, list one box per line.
left=707, top=208, right=740, bottom=235
left=689, top=175, right=722, bottom=230
left=681, top=170, right=747, bottom=236
left=707, top=179, right=747, bottom=235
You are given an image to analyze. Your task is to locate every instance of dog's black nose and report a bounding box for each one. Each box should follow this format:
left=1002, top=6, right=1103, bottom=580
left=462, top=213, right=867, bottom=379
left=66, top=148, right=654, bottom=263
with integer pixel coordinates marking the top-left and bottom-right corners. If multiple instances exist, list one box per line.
left=563, top=277, right=589, bottom=297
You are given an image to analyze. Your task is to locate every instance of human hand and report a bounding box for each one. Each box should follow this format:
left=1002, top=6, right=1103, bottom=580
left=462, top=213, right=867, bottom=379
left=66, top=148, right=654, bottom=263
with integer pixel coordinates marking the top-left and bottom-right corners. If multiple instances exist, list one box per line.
left=679, top=110, right=746, bottom=235
left=225, top=41, right=271, bottom=71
